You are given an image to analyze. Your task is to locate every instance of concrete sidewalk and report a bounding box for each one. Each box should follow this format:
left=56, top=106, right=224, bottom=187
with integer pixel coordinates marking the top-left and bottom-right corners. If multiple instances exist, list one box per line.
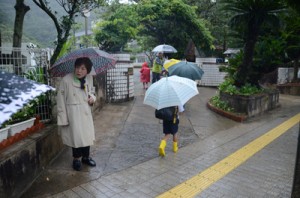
left=21, top=69, right=300, bottom=197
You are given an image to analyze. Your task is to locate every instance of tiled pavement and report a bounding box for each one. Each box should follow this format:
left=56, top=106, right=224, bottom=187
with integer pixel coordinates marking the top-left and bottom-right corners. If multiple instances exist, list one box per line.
left=23, top=68, right=300, bottom=198
left=47, top=114, right=299, bottom=198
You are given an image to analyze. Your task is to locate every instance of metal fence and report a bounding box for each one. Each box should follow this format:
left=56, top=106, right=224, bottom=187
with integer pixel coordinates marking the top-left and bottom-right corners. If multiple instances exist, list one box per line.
left=0, top=48, right=136, bottom=123
left=106, top=54, right=134, bottom=103
left=0, top=46, right=54, bottom=122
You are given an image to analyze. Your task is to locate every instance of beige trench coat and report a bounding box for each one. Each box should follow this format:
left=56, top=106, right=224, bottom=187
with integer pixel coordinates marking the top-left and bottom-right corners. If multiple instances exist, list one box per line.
left=56, top=73, right=96, bottom=148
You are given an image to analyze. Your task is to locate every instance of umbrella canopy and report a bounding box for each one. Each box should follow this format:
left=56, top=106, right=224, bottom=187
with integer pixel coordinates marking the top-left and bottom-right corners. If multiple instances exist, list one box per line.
left=163, top=59, right=180, bottom=71
left=152, top=44, right=177, bottom=53
left=0, top=71, right=55, bottom=126
left=50, top=47, right=116, bottom=77
left=168, top=61, right=204, bottom=80
left=143, top=76, right=198, bottom=110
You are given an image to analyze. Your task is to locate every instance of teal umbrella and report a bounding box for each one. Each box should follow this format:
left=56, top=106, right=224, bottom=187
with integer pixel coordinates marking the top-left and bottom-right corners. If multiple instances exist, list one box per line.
left=168, top=61, right=204, bottom=80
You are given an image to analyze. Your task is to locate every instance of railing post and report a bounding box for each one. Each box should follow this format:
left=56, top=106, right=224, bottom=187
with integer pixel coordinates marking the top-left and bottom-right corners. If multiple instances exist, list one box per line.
left=292, top=122, right=300, bottom=197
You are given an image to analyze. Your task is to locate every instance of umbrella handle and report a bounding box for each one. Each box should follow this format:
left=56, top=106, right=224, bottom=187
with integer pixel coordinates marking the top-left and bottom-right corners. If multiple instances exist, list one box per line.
left=173, top=107, right=178, bottom=124
left=86, top=84, right=90, bottom=98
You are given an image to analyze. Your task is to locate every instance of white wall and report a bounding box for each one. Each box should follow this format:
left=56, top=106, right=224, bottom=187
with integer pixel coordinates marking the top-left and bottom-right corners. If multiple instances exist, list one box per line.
left=196, top=58, right=226, bottom=86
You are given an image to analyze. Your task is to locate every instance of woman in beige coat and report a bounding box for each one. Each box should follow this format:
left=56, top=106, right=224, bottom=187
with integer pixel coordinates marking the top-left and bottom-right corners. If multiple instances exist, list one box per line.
left=56, top=57, right=97, bottom=171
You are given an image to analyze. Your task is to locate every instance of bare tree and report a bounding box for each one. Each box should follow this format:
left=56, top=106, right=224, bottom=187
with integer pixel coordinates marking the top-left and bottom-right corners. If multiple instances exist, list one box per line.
left=32, top=0, right=105, bottom=65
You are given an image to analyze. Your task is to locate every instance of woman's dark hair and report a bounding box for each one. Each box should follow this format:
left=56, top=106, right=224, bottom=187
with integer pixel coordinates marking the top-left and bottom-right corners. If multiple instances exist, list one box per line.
left=74, top=57, right=93, bottom=74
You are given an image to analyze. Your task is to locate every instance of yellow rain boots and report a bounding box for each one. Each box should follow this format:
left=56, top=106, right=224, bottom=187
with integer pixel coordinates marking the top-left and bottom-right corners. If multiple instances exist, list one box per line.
left=173, top=141, right=178, bottom=153
left=158, top=140, right=167, bottom=156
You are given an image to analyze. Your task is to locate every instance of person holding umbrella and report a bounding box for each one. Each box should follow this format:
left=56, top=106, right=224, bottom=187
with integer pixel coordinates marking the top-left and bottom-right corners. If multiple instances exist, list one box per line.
left=56, top=57, right=97, bottom=171
left=143, top=75, right=199, bottom=156
left=158, top=105, right=185, bottom=157
left=152, top=52, right=165, bottom=83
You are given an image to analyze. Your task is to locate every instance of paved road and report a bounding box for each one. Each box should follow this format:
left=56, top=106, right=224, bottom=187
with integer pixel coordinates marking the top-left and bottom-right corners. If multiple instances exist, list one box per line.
left=21, top=68, right=300, bottom=197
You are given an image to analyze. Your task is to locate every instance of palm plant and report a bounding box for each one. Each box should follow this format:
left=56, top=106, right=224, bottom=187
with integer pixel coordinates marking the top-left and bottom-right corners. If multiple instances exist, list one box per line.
left=221, top=0, right=285, bottom=87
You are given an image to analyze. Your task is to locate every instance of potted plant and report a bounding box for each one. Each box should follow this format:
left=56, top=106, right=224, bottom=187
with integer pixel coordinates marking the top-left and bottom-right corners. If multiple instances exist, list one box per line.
left=2, top=102, right=36, bottom=137
left=0, top=126, right=10, bottom=142
left=210, top=52, right=280, bottom=121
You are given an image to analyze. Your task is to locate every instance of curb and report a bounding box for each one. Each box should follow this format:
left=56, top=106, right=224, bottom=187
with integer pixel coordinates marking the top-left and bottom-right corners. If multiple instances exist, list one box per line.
left=206, top=102, right=247, bottom=122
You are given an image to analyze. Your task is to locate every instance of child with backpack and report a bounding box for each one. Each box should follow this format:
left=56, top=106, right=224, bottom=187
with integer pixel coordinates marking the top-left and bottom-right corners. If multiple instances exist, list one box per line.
left=157, top=105, right=185, bottom=157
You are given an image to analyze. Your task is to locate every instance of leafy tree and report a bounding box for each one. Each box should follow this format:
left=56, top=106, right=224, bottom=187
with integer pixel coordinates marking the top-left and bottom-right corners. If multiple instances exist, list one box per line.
left=80, top=34, right=97, bottom=48
left=282, top=8, right=300, bottom=82
left=184, top=0, right=230, bottom=57
left=285, top=0, right=300, bottom=12
left=32, top=0, right=106, bottom=65
left=252, top=35, right=286, bottom=83
left=135, top=0, right=214, bottom=58
left=94, top=0, right=213, bottom=58
left=221, top=0, right=285, bottom=87
left=94, top=3, right=139, bottom=52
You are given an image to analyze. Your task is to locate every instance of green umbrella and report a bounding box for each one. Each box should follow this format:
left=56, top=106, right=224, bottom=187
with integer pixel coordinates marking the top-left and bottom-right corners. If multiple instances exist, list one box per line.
left=168, top=61, right=204, bottom=80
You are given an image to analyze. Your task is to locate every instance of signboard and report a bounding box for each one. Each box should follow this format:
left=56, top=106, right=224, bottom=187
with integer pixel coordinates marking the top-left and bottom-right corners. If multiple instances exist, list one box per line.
left=128, top=68, right=133, bottom=75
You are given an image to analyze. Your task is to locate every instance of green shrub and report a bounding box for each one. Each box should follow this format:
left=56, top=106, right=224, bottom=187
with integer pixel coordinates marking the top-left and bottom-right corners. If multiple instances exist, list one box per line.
left=210, top=95, right=234, bottom=112
left=239, top=83, right=262, bottom=95
left=25, top=67, right=45, bottom=83
left=218, top=79, right=263, bottom=95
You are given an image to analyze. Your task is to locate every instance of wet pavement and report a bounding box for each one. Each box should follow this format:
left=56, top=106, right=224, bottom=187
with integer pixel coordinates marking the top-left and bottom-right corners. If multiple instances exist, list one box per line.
left=21, top=68, right=300, bottom=198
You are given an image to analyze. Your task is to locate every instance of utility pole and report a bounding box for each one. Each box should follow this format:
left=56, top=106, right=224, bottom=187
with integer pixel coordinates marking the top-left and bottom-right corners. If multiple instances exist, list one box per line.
left=82, top=8, right=90, bottom=48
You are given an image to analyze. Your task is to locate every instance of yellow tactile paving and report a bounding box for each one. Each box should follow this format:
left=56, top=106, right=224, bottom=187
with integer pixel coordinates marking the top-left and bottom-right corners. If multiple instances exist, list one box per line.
left=157, top=113, right=300, bottom=198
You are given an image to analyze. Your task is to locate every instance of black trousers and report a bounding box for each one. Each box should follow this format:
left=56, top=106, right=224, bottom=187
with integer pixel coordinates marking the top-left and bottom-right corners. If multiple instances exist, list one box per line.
left=72, top=146, right=90, bottom=158
left=152, top=72, right=160, bottom=83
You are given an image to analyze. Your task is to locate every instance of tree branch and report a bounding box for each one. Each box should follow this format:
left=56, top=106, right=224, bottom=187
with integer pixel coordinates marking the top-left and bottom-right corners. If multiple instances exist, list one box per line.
left=32, top=0, right=63, bottom=36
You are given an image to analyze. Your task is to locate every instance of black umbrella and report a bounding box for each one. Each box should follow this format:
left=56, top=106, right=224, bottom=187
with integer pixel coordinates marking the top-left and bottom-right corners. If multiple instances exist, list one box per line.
left=0, top=71, right=55, bottom=126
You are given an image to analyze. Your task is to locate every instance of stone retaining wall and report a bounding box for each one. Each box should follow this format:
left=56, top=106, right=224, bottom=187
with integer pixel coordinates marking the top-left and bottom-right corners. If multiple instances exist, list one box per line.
left=0, top=126, right=64, bottom=198
left=220, top=90, right=280, bottom=117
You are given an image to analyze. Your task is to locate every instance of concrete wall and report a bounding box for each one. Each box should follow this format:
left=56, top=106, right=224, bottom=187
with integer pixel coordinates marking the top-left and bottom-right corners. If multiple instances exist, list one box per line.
left=0, top=126, right=64, bottom=198
left=278, top=67, right=295, bottom=84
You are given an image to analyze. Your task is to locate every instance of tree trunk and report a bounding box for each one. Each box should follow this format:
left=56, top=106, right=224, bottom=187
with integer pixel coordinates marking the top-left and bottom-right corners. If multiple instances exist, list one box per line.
left=185, top=39, right=195, bottom=62
left=50, top=38, right=66, bottom=66
left=235, top=21, right=260, bottom=87
left=12, top=0, right=30, bottom=74
left=235, top=39, right=256, bottom=87
left=49, top=22, right=72, bottom=66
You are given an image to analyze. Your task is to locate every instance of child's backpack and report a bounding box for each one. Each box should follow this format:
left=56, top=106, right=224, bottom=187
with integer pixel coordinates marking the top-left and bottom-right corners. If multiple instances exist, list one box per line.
left=155, top=106, right=178, bottom=122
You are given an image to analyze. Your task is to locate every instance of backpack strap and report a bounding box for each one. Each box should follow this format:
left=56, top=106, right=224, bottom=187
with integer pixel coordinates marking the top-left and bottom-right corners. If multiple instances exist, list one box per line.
left=173, top=106, right=178, bottom=124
